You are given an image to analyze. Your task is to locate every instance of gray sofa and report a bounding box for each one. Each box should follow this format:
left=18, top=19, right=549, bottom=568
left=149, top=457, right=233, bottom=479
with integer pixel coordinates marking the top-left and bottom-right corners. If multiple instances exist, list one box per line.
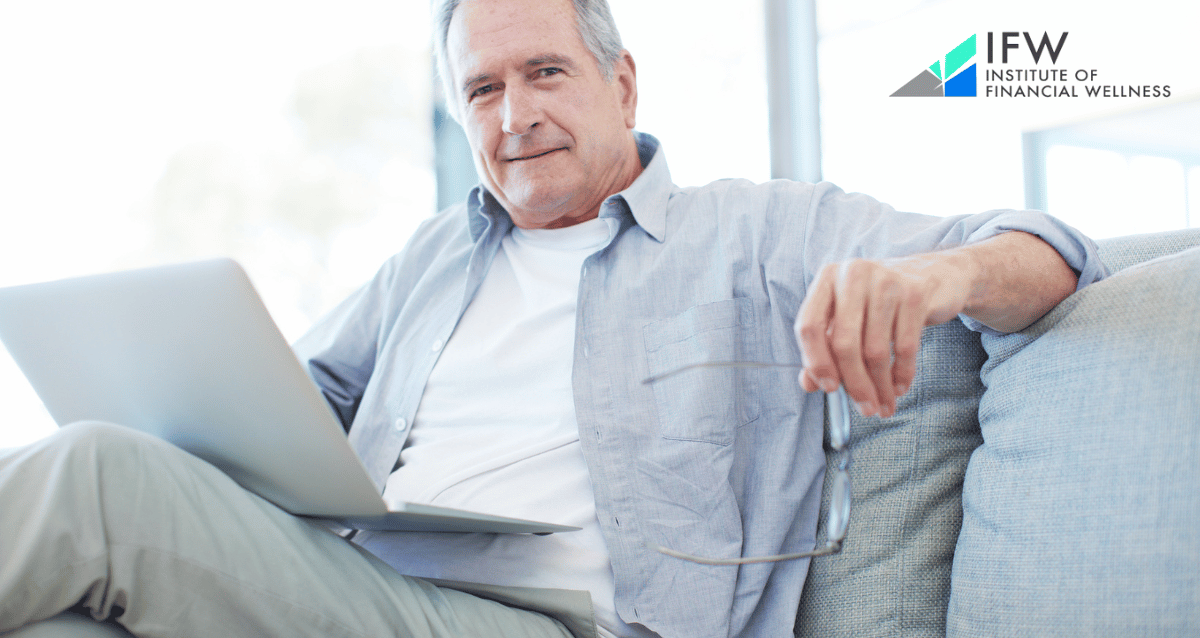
left=796, top=227, right=1200, bottom=637
left=10, top=228, right=1200, bottom=637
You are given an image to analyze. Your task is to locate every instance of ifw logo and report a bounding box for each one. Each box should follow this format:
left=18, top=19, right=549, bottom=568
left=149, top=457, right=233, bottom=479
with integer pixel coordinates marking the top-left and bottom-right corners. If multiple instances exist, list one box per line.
left=892, top=35, right=977, bottom=97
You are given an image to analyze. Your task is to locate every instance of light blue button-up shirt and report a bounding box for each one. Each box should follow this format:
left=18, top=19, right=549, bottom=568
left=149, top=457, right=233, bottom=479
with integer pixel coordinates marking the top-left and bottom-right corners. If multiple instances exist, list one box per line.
left=293, top=133, right=1105, bottom=637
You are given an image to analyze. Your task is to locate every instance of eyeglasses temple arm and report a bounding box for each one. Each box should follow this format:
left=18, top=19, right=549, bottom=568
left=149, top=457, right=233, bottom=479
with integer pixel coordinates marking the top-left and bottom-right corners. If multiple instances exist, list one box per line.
left=641, top=361, right=804, bottom=385
left=648, top=541, right=842, bottom=566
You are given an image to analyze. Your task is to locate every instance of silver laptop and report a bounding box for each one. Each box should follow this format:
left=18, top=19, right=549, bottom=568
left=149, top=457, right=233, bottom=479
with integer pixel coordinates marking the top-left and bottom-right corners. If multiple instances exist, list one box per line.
left=0, top=259, right=577, bottom=535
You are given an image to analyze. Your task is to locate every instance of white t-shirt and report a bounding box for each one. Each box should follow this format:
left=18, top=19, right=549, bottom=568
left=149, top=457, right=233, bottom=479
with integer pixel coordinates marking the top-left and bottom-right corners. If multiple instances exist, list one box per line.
left=356, top=216, right=657, bottom=638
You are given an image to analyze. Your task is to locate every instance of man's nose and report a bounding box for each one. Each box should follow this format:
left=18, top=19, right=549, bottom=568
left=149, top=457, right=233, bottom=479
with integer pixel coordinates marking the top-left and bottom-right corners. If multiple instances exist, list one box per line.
left=501, top=85, right=540, bottom=135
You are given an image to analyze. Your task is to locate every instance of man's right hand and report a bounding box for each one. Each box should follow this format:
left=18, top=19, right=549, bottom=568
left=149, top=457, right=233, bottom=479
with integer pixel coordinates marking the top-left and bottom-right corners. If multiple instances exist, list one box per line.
left=794, top=231, right=1077, bottom=418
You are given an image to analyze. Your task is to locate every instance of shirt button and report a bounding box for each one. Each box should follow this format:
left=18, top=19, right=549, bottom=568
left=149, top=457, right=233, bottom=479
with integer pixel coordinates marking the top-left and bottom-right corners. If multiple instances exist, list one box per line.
left=582, top=267, right=588, bottom=277
left=431, top=338, right=444, bottom=352
left=583, top=346, right=590, bottom=357
left=394, top=418, right=407, bottom=432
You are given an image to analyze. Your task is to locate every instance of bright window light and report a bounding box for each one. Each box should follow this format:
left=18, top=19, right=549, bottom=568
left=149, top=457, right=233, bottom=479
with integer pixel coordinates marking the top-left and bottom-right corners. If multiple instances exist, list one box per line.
left=1046, top=145, right=1187, bottom=239
left=608, top=0, right=771, bottom=186
left=0, top=0, right=433, bottom=448
left=0, top=0, right=771, bottom=450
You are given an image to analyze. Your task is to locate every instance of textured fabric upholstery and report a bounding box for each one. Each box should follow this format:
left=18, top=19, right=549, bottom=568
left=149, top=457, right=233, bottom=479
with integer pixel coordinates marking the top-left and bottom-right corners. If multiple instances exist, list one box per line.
left=795, top=318, right=986, bottom=637
left=948, top=240, right=1200, bottom=636
left=1093, top=226, right=1200, bottom=272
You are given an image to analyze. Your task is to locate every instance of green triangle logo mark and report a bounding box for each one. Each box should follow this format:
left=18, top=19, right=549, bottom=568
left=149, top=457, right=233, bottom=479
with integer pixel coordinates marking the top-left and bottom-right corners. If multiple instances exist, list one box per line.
left=945, top=35, right=976, bottom=78
left=892, top=34, right=977, bottom=97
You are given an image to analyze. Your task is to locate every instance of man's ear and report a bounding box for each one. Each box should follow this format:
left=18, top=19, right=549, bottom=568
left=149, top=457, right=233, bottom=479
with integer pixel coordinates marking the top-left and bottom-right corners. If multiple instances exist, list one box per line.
left=614, top=50, right=637, bottom=129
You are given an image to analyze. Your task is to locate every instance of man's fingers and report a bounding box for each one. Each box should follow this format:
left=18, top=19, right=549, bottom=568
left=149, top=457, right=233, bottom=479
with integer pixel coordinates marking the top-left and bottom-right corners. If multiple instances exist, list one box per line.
left=862, top=275, right=902, bottom=417
left=796, top=260, right=936, bottom=418
left=826, top=261, right=879, bottom=415
left=799, top=369, right=822, bottom=393
left=796, top=265, right=838, bottom=393
left=890, top=284, right=924, bottom=398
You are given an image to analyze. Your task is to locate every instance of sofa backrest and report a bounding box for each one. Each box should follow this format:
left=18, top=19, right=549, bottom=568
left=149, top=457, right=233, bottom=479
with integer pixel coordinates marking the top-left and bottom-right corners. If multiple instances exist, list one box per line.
left=948, top=228, right=1200, bottom=636
left=794, top=227, right=1200, bottom=638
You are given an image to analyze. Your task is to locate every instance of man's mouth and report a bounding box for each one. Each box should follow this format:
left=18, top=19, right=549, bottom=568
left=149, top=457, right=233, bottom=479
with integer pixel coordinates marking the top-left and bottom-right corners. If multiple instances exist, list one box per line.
left=505, top=147, right=566, bottom=162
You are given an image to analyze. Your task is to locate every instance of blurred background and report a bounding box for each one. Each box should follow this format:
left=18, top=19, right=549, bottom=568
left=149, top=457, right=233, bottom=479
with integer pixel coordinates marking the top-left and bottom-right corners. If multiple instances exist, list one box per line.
left=2, top=0, right=1197, bottom=447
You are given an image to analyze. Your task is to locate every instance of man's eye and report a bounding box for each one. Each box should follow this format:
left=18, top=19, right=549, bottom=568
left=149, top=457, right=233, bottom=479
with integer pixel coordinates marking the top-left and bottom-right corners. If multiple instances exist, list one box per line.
left=470, top=85, right=495, bottom=99
left=538, top=67, right=562, bottom=78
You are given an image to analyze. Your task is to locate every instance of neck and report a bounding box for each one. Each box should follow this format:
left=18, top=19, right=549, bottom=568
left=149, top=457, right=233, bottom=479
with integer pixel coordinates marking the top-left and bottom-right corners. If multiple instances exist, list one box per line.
left=542, top=137, right=643, bottom=229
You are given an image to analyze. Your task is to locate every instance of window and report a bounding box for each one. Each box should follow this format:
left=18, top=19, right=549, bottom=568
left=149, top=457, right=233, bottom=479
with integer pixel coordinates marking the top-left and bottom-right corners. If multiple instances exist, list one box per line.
left=0, top=0, right=773, bottom=448
left=613, top=0, right=772, bottom=185
left=814, top=0, right=1200, bottom=224
left=1025, top=98, right=1200, bottom=238
left=0, top=0, right=434, bottom=447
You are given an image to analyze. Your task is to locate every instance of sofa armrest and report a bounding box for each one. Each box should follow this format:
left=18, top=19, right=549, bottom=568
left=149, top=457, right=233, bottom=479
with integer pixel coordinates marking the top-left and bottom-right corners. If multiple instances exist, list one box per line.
left=948, top=241, right=1200, bottom=636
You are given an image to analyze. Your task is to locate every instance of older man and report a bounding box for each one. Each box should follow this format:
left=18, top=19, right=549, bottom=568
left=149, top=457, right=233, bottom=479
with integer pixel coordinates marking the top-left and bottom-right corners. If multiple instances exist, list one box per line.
left=0, top=0, right=1104, bottom=637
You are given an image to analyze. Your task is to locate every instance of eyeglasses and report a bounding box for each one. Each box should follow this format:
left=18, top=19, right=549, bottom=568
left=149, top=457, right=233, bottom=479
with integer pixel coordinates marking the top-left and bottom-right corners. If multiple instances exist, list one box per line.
left=641, top=361, right=853, bottom=565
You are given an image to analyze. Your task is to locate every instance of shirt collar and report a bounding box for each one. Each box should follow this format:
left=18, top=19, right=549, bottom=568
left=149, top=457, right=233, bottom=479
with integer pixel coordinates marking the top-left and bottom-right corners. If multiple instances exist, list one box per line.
left=611, top=132, right=672, bottom=243
left=466, top=131, right=674, bottom=243
left=467, top=187, right=508, bottom=242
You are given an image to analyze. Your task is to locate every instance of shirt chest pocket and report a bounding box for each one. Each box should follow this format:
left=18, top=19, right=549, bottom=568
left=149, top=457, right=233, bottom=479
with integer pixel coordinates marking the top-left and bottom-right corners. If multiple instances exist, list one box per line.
left=642, top=298, right=762, bottom=446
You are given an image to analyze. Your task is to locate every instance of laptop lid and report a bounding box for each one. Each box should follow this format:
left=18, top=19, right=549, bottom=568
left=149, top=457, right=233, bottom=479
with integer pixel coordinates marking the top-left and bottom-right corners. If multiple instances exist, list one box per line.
left=0, top=259, right=576, bottom=534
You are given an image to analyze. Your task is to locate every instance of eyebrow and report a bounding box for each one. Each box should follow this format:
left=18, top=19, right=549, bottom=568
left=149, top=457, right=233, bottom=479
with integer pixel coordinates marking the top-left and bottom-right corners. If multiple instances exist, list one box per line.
left=460, top=54, right=578, bottom=96
left=526, top=54, right=574, bottom=69
left=461, top=72, right=493, bottom=96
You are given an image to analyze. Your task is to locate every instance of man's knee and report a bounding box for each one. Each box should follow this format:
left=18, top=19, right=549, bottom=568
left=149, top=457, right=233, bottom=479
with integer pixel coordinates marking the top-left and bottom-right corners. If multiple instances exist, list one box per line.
left=57, top=420, right=137, bottom=446
left=36, top=421, right=170, bottom=489
left=54, top=421, right=169, bottom=455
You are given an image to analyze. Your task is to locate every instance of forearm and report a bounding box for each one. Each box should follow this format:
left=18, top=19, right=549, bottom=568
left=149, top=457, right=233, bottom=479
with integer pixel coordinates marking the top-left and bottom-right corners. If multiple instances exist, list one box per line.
left=956, top=231, right=1079, bottom=333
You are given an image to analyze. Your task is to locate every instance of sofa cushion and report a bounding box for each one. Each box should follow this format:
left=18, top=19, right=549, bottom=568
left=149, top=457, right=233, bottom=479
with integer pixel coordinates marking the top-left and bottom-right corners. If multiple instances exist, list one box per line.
left=947, top=243, right=1200, bottom=636
left=795, top=318, right=986, bottom=638
left=795, top=228, right=1200, bottom=637
left=1094, top=227, right=1200, bottom=272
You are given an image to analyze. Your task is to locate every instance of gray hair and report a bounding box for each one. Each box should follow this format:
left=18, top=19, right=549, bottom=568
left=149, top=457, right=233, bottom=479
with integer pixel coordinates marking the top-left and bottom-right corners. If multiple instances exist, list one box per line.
left=432, top=0, right=625, bottom=121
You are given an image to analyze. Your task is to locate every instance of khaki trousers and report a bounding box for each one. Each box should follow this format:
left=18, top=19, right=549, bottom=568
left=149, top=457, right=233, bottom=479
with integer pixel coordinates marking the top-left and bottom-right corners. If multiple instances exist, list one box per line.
left=0, top=422, right=596, bottom=638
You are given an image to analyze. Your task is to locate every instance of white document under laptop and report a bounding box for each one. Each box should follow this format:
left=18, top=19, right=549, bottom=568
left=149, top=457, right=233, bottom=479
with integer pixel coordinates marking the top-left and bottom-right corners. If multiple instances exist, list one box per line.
left=0, top=259, right=577, bottom=535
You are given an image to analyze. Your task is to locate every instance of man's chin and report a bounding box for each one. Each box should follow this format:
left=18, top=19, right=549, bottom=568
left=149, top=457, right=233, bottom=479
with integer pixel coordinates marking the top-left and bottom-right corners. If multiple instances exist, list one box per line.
left=503, top=195, right=599, bottom=230
left=485, top=174, right=605, bottom=226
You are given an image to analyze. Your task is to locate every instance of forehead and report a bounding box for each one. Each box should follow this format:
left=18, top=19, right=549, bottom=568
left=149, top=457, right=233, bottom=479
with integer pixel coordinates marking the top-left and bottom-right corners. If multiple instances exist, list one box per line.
left=446, top=0, right=591, bottom=81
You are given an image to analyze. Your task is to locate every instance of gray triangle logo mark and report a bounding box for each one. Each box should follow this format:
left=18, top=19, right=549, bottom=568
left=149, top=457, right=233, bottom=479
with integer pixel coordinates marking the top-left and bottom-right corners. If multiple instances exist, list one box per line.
left=891, top=70, right=943, bottom=97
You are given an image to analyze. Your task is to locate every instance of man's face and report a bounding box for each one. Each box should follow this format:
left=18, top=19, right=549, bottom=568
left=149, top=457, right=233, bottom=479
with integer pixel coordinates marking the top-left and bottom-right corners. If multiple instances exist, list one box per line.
left=446, top=0, right=639, bottom=229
